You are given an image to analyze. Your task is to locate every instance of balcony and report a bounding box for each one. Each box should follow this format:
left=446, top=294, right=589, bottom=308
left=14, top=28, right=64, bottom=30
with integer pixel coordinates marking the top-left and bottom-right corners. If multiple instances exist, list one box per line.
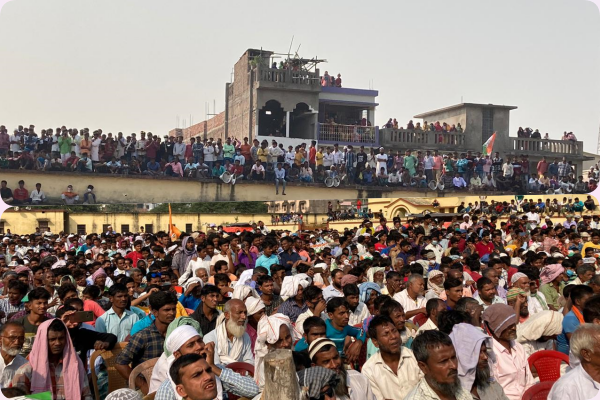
left=379, top=129, right=466, bottom=151
left=317, top=123, right=379, bottom=146
left=509, top=138, right=584, bottom=157
left=255, top=67, right=321, bottom=92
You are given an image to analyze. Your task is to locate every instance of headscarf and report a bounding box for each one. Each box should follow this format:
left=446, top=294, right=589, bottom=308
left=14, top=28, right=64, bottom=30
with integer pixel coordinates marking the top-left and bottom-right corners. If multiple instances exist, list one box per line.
left=179, top=236, right=198, bottom=272
left=449, top=323, right=495, bottom=392
left=166, top=325, right=201, bottom=357
left=506, top=288, right=526, bottom=302
left=182, top=277, right=203, bottom=294
left=427, top=270, right=445, bottom=296
left=164, top=317, right=202, bottom=357
left=91, top=267, right=107, bottom=283
left=245, top=297, right=265, bottom=316
left=105, top=389, right=143, bottom=400
left=254, top=314, right=298, bottom=389
left=340, top=274, right=359, bottom=287
left=232, top=284, right=259, bottom=301
left=297, top=367, right=340, bottom=399
left=482, top=304, right=518, bottom=337
left=237, top=269, right=254, bottom=287
left=359, top=282, right=381, bottom=303
left=14, top=265, right=33, bottom=287
left=539, top=264, right=565, bottom=285
left=510, top=272, right=528, bottom=285
left=29, top=319, right=87, bottom=399
left=367, top=266, right=385, bottom=283
left=517, top=310, right=564, bottom=343
left=279, top=274, right=310, bottom=301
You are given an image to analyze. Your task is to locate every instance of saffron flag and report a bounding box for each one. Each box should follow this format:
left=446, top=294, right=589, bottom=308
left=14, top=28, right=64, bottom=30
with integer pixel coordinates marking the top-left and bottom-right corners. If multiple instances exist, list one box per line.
left=168, top=204, right=181, bottom=240
left=482, top=132, right=497, bottom=156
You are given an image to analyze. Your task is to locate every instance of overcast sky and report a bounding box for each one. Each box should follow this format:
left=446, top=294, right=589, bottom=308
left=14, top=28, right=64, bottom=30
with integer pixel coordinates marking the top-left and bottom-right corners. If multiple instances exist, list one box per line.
left=0, top=0, right=599, bottom=151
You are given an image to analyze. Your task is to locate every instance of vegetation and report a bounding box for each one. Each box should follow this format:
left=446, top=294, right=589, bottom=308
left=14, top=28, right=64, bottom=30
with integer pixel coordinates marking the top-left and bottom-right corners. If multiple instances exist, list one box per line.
left=150, top=202, right=268, bottom=214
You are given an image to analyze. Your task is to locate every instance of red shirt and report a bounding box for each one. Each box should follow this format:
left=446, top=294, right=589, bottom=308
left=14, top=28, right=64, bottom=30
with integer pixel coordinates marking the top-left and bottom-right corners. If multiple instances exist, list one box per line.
left=475, top=241, right=494, bottom=258
left=309, top=147, right=316, bottom=164
left=125, top=251, right=144, bottom=267
left=13, top=188, right=29, bottom=201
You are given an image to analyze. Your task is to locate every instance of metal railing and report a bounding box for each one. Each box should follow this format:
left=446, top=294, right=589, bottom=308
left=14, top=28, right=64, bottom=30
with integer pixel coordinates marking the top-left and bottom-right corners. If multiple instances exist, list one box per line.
left=380, top=129, right=466, bottom=148
left=256, top=67, right=321, bottom=88
left=510, top=137, right=583, bottom=156
left=317, top=124, right=378, bottom=144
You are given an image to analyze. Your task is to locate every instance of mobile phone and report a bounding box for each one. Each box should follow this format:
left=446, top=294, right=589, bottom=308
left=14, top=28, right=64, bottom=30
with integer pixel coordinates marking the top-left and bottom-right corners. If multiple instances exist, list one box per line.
left=70, top=311, right=94, bottom=323
left=160, top=283, right=172, bottom=291
left=313, top=267, right=324, bottom=274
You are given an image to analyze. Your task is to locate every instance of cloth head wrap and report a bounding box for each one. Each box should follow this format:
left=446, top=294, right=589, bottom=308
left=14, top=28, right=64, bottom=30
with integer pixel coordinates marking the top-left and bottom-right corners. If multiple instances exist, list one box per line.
left=245, top=297, right=265, bottom=316
left=279, top=274, right=310, bottom=301
left=297, top=367, right=340, bottom=399
left=539, top=264, right=565, bottom=284
left=232, top=284, right=259, bottom=301
left=166, top=325, right=201, bottom=355
left=359, top=282, right=381, bottom=303
left=237, top=269, right=254, bottom=287
left=427, top=270, right=445, bottom=296
left=449, top=323, right=495, bottom=392
left=164, top=317, right=202, bottom=357
left=91, top=267, right=107, bottom=282
left=367, top=266, right=385, bottom=283
left=308, top=338, right=337, bottom=360
left=482, top=304, right=518, bottom=337
left=341, top=274, right=359, bottom=287
left=182, top=277, right=203, bottom=293
left=506, top=287, right=526, bottom=302
left=517, top=310, right=563, bottom=343
left=254, top=314, right=298, bottom=389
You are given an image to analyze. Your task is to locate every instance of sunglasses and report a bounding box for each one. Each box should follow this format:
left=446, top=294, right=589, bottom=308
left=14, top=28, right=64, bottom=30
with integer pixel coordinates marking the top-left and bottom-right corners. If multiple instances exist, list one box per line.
left=149, top=273, right=162, bottom=278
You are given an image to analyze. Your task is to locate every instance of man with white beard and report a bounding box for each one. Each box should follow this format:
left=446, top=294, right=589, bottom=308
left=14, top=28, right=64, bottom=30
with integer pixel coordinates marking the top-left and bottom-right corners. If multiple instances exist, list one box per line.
left=0, top=322, right=27, bottom=387
left=308, top=338, right=376, bottom=400
left=203, top=299, right=254, bottom=365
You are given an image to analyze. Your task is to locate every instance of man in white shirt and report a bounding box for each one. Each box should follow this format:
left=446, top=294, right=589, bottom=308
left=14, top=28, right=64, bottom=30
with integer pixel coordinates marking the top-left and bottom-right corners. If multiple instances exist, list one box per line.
left=526, top=210, right=540, bottom=229
left=343, top=284, right=370, bottom=326
left=459, top=214, right=473, bottom=230
left=362, top=316, right=423, bottom=400
left=332, top=144, right=344, bottom=166
left=393, top=274, right=426, bottom=321
left=416, top=298, right=446, bottom=334
left=323, top=148, right=334, bottom=169
left=173, top=136, right=186, bottom=159
left=376, top=147, right=388, bottom=175
left=203, top=142, right=215, bottom=170
left=29, top=183, right=46, bottom=205
left=268, top=141, right=282, bottom=165
left=251, top=160, right=265, bottom=181
left=549, top=323, right=600, bottom=400
left=0, top=322, right=28, bottom=388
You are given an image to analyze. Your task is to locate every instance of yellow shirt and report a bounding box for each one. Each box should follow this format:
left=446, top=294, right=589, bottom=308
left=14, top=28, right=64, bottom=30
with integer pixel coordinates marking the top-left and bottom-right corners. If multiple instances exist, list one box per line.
left=316, top=152, right=324, bottom=166
left=257, top=148, right=268, bottom=163
left=582, top=242, right=600, bottom=256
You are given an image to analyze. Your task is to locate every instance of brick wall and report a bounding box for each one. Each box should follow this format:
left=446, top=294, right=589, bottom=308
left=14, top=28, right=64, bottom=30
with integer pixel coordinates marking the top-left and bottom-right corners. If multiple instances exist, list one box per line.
left=168, top=111, right=226, bottom=142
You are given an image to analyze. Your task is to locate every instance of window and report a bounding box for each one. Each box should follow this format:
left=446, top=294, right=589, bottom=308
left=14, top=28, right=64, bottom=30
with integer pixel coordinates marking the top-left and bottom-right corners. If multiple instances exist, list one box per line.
left=186, top=224, right=193, bottom=233
left=145, top=224, right=154, bottom=234
left=102, top=224, right=110, bottom=233
left=0, top=222, right=4, bottom=235
left=121, top=224, right=130, bottom=233
left=482, top=107, right=494, bottom=145
left=77, top=225, right=86, bottom=235
left=38, top=221, right=49, bottom=233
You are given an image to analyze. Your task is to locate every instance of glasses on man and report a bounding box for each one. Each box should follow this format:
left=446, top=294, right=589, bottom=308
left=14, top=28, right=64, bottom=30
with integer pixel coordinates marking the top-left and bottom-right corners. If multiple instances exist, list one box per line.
left=2, top=336, right=25, bottom=343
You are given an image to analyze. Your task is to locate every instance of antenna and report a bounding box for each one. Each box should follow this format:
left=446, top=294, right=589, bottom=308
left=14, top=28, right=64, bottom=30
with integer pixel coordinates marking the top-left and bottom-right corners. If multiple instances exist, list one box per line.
left=287, top=35, right=294, bottom=61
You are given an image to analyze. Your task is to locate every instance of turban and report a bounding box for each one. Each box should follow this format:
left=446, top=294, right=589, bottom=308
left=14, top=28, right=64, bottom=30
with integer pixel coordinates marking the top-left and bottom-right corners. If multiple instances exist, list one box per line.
left=164, top=317, right=202, bottom=357
left=106, top=389, right=142, bottom=400
left=237, top=269, right=254, bottom=287
left=367, top=266, right=385, bottom=283
left=297, top=367, right=340, bottom=399
left=510, top=272, right=528, bottom=285
left=482, top=304, right=518, bottom=337
left=506, top=288, right=526, bottom=302
left=539, top=264, right=565, bottom=285
left=254, top=314, right=298, bottom=389
left=91, top=268, right=107, bottom=282
left=232, top=284, right=259, bottom=301
left=359, top=282, right=381, bottom=303
left=449, top=323, right=495, bottom=392
left=341, top=274, right=359, bottom=287
left=280, top=274, right=310, bottom=301
left=166, top=325, right=201, bottom=356
left=245, top=297, right=265, bottom=316
left=517, top=310, right=564, bottom=343
left=182, top=277, right=203, bottom=292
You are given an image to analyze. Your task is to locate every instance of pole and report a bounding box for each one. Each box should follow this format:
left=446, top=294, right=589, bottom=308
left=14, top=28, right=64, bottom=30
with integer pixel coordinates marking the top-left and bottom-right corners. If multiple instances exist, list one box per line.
left=263, top=349, right=300, bottom=400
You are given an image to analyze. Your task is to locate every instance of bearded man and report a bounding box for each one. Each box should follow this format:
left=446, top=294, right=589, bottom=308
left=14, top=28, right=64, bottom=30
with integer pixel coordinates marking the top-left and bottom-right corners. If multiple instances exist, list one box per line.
left=203, top=299, right=254, bottom=365
left=0, top=322, right=27, bottom=387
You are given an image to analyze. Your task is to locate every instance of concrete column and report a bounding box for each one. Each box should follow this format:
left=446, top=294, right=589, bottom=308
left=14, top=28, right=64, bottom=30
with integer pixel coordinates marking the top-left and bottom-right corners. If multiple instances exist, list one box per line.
left=286, top=111, right=290, bottom=137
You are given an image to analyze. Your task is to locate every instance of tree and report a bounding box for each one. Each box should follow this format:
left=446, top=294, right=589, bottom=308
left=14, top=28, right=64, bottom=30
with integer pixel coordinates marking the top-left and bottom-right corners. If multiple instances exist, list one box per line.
left=150, top=202, right=267, bottom=214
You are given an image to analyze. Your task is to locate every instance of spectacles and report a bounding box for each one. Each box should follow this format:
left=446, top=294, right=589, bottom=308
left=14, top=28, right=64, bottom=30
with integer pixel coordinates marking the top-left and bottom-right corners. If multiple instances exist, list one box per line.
left=2, top=336, right=24, bottom=343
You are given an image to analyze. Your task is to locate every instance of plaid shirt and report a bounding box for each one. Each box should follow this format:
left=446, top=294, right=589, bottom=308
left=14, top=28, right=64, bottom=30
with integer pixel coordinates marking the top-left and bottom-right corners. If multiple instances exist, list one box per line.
left=277, top=299, right=308, bottom=324
left=12, top=359, right=93, bottom=400
left=0, top=298, right=24, bottom=324
left=9, top=310, right=53, bottom=322
left=115, top=322, right=164, bottom=369
left=154, top=365, right=259, bottom=400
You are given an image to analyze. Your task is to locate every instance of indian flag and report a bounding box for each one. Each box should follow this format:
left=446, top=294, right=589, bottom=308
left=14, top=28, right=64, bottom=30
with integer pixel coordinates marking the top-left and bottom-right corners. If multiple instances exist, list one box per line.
left=482, top=132, right=497, bottom=156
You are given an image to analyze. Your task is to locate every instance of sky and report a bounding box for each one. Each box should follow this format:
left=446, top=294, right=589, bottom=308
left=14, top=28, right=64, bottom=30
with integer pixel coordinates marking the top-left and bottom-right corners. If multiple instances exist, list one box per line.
left=0, top=0, right=599, bottom=151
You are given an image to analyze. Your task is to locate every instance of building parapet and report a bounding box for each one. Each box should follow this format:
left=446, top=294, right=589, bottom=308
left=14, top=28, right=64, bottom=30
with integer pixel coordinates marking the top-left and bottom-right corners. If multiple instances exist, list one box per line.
left=379, top=129, right=468, bottom=152
left=317, top=124, right=379, bottom=146
left=509, top=137, right=584, bottom=157
left=255, top=67, right=321, bottom=91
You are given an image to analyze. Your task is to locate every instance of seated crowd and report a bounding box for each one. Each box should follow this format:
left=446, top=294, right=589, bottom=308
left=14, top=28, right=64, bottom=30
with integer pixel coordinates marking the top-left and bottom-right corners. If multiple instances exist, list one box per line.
left=1, top=209, right=600, bottom=399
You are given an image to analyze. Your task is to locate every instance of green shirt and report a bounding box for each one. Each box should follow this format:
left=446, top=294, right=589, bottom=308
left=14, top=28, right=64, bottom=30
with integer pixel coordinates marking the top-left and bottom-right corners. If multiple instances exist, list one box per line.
left=58, top=137, right=72, bottom=154
left=223, top=144, right=235, bottom=159
left=540, top=282, right=564, bottom=310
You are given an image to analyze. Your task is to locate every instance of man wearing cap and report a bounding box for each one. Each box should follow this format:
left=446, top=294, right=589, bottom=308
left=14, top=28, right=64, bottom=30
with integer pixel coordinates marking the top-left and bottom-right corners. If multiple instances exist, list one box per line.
left=309, top=337, right=376, bottom=400
left=483, top=304, right=534, bottom=400
left=459, top=214, right=472, bottom=231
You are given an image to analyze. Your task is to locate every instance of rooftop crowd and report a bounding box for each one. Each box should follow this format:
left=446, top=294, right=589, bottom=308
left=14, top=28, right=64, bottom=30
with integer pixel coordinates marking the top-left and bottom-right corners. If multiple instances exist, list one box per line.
left=0, top=124, right=593, bottom=198
left=1, top=200, right=600, bottom=399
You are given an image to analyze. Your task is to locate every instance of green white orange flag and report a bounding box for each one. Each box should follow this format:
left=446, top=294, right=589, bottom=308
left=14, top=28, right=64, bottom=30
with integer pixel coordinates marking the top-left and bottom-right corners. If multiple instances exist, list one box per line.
left=482, top=132, right=496, bottom=156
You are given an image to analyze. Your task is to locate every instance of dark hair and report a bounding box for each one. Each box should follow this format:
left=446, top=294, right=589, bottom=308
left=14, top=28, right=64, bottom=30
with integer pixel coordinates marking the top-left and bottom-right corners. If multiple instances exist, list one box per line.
left=292, top=351, right=311, bottom=370
left=570, top=285, right=594, bottom=304
left=28, top=287, right=51, bottom=302
left=55, top=305, right=75, bottom=319
left=48, top=318, right=66, bottom=333
left=214, top=260, right=228, bottom=271
left=200, top=285, right=220, bottom=298
left=57, top=283, right=78, bottom=301
left=367, top=315, right=396, bottom=340
left=476, top=277, right=494, bottom=292
left=253, top=267, right=268, bottom=276
left=302, top=286, right=322, bottom=303
left=0, top=321, right=24, bottom=336
left=1, top=387, right=27, bottom=398
left=331, top=269, right=344, bottom=279
left=583, top=294, right=600, bottom=323
left=270, top=265, right=286, bottom=276
left=257, top=274, right=274, bottom=287
left=379, top=299, right=404, bottom=318
left=326, top=297, right=349, bottom=314
left=108, top=283, right=129, bottom=297
left=64, top=297, right=84, bottom=309
left=412, top=330, right=454, bottom=363
left=455, top=297, right=479, bottom=313
left=213, top=273, right=231, bottom=285
left=437, top=310, right=472, bottom=334
left=342, top=283, right=359, bottom=297
left=149, top=291, right=178, bottom=311
left=443, top=278, right=463, bottom=291
left=170, top=353, right=205, bottom=385
left=303, top=316, right=326, bottom=334
left=7, top=280, right=28, bottom=297
left=426, top=298, right=444, bottom=317
left=83, top=285, right=101, bottom=299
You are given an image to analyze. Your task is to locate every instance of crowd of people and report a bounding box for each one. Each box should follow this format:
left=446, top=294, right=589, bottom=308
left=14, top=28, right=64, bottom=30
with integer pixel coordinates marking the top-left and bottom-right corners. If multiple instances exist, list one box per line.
left=383, top=119, right=464, bottom=134
left=1, top=207, right=600, bottom=399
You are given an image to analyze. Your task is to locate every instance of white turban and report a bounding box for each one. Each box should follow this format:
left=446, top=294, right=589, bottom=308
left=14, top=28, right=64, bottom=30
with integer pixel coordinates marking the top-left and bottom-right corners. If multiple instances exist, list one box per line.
left=279, top=273, right=310, bottom=301
left=254, top=314, right=299, bottom=390
left=182, top=277, right=203, bottom=292
left=245, top=297, right=265, bottom=316
left=232, top=284, right=259, bottom=301
left=517, top=310, right=564, bottom=343
left=166, top=325, right=201, bottom=356
left=237, top=269, right=254, bottom=287
left=510, top=272, right=528, bottom=285
left=367, top=266, right=385, bottom=283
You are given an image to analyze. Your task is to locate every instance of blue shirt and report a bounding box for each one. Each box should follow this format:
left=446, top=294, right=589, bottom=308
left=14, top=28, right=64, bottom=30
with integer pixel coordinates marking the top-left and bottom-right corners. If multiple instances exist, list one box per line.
left=131, top=314, right=154, bottom=337
left=557, top=310, right=580, bottom=354
left=255, top=254, right=279, bottom=275
left=294, top=338, right=309, bottom=352
left=325, top=319, right=366, bottom=358
left=179, top=293, right=201, bottom=311
left=95, top=307, right=140, bottom=342
left=278, top=250, right=302, bottom=276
